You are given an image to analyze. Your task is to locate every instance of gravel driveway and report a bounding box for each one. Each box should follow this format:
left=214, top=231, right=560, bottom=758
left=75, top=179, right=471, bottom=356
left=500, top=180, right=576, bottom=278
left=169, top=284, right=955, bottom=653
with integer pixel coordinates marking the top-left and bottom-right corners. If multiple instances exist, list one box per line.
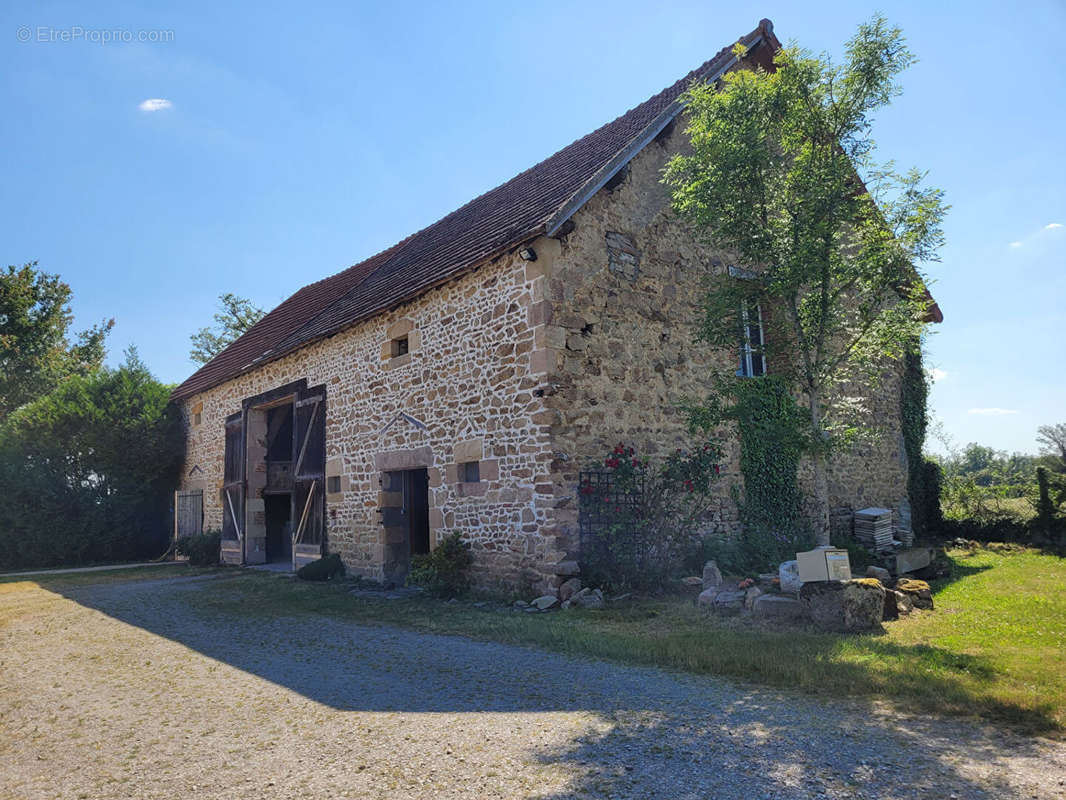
left=2, top=573, right=1064, bottom=800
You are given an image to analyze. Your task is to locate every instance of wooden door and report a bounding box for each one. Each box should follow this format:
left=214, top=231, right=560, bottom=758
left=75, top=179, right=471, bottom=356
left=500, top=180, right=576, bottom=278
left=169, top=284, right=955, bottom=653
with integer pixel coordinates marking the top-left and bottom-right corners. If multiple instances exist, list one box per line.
left=291, top=386, right=326, bottom=569
left=175, top=489, right=203, bottom=539
left=221, top=412, right=245, bottom=564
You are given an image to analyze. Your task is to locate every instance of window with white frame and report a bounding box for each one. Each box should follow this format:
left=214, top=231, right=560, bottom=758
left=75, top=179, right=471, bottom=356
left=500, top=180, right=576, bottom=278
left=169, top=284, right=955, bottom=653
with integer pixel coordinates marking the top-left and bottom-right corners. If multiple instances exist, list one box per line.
left=738, top=301, right=766, bottom=377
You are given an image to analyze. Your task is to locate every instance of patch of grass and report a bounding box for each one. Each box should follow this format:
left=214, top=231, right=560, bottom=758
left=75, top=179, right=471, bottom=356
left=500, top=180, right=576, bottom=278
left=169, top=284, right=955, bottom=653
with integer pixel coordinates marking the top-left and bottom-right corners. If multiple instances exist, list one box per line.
left=183, top=549, right=1066, bottom=734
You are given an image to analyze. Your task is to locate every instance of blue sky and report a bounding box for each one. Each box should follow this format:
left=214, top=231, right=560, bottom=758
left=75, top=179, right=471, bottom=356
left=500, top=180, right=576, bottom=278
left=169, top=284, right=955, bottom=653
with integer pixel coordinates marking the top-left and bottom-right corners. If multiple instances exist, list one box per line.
left=1, top=1, right=1063, bottom=455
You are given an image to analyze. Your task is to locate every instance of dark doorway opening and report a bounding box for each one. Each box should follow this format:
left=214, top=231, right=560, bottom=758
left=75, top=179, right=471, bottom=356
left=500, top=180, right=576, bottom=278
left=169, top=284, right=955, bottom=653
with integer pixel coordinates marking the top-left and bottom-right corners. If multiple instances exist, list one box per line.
left=264, top=494, right=292, bottom=563
left=382, top=467, right=431, bottom=586
left=405, top=469, right=430, bottom=559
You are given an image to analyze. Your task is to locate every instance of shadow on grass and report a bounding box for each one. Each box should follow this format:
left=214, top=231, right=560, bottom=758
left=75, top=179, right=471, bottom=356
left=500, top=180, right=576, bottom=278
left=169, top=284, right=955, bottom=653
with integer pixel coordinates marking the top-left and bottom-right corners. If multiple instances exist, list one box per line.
left=24, top=570, right=1055, bottom=798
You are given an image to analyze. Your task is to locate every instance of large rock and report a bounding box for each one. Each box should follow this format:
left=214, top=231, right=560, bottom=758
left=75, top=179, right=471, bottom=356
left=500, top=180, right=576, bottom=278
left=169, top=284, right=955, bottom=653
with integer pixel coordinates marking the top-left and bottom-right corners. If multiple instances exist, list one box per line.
left=801, top=580, right=885, bottom=631
left=895, top=578, right=934, bottom=610
left=779, top=560, right=803, bottom=594
left=800, top=582, right=845, bottom=630
left=866, top=565, right=892, bottom=583
left=571, top=588, right=604, bottom=609
left=752, top=593, right=810, bottom=621
left=713, top=590, right=746, bottom=616
left=842, top=579, right=885, bottom=630
left=558, top=577, right=582, bottom=602
left=531, top=594, right=558, bottom=610
left=702, top=560, right=723, bottom=591
left=697, top=588, right=719, bottom=609
left=744, top=586, right=764, bottom=610
left=883, top=589, right=913, bottom=621
left=552, top=560, right=580, bottom=577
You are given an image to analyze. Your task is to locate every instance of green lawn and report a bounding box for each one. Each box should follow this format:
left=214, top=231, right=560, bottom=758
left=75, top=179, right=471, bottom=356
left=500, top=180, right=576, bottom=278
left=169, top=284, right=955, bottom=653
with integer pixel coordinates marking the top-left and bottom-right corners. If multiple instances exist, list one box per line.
left=14, top=549, right=1066, bottom=735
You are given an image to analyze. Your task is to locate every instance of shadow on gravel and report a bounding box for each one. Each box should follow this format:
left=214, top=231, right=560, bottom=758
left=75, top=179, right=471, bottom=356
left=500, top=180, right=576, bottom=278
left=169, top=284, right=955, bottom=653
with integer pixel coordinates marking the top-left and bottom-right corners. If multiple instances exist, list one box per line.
left=45, top=572, right=1052, bottom=799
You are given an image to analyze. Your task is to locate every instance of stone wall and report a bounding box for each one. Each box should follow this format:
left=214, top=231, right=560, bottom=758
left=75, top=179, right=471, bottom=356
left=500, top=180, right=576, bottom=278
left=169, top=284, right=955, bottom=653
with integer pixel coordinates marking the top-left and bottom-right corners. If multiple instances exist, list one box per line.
left=535, top=121, right=910, bottom=556
left=178, top=250, right=566, bottom=590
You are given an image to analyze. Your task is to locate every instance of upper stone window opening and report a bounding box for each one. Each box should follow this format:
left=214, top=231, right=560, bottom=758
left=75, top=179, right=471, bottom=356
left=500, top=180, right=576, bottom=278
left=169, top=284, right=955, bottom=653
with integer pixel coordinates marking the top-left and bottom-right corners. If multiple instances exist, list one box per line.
left=391, top=335, right=409, bottom=358
left=738, top=301, right=766, bottom=378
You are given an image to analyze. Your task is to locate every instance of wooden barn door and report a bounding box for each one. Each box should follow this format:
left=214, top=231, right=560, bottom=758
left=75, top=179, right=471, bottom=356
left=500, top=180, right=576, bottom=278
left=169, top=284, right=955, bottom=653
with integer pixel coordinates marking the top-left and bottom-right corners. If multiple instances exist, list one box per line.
left=291, top=386, right=326, bottom=569
left=220, top=413, right=246, bottom=565
left=175, top=489, right=203, bottom=539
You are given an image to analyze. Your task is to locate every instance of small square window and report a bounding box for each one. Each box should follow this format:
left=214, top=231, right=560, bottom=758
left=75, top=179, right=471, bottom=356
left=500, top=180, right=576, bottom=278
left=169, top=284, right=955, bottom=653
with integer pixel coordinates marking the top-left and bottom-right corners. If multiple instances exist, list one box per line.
left=460, top=461, right=480, bottom=483
left=327, top=475, right=342, bottom=494
left=391, top=335, right=409, bottom=358
left=193, top=411, right=202, bottom=426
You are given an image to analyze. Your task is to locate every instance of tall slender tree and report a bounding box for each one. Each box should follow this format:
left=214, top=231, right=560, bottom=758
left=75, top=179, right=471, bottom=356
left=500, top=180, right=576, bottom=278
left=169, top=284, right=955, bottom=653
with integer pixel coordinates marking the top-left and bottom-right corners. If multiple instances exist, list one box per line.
left=0, top=262, right=112, bottom=418
left=664, top=17, right=947, bottom=545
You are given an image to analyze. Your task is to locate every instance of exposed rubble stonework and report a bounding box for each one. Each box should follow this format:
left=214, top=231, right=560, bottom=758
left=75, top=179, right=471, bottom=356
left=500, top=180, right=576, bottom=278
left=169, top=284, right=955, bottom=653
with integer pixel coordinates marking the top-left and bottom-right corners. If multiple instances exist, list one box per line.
left=178, top=117, right=911, bottom=590
left=179, top=251, right=565, bottom=591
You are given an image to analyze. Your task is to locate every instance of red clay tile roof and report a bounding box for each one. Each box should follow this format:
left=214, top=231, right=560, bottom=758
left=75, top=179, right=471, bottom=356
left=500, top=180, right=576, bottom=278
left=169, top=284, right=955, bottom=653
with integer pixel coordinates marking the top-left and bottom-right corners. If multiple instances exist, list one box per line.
left=171, top=20, right=780, bottom=400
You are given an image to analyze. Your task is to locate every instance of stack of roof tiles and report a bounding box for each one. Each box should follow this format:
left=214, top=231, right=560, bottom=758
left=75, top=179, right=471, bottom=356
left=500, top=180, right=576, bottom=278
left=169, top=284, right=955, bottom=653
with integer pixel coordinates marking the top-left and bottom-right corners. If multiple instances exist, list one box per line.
left=854, top=507, right=895, bottom=552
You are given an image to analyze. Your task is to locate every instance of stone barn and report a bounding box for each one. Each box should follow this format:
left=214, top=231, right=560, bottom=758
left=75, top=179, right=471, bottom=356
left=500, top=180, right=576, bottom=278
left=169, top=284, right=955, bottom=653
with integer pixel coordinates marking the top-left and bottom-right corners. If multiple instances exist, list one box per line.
left=171, top=19, right=940, bottom=590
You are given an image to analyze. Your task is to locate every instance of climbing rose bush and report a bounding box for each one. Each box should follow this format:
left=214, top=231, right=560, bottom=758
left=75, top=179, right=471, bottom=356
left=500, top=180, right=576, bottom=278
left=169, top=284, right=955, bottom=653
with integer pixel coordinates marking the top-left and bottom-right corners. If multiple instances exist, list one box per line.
left=579, top=441, right=721, bottom=592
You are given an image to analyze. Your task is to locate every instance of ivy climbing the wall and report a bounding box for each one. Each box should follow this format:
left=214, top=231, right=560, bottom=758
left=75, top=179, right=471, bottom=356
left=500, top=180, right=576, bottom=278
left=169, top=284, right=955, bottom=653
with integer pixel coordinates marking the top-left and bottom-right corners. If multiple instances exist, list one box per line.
left=900, top=347, right=942, bottom=537
left=689, top=376, right=814, bottom=574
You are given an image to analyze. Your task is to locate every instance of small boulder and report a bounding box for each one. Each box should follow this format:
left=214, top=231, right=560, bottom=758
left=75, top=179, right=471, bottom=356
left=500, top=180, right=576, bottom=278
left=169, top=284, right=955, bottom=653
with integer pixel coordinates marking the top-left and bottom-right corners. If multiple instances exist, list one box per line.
left=752, top=593, right=809, bottom=621
left=842, top=579, right=885, bottom=630
left=883, top=589, right=912, bottom=621
left=779, top=560, right=803, bottom=594
left=895, top=578, right=933, bottom=610
left=894, top=589, right=914, bottom=614
left=744, top=586, right=764, bottom=610
left=713, top=590, right=746, bottom=616
left=866, top=565, right=892, bottom=583
left=552, top=560, right=580, bottom=577
left=559, top=577, right=582, bottom=602
left=571, top=588, right=604, bottom=609
left=702, top=560, right=723, bottom=591
left=531, top=594, right=559, bottom=611
left=697, top=588, right=719, bottom=609
left=681, top=576, right=704, bottom=588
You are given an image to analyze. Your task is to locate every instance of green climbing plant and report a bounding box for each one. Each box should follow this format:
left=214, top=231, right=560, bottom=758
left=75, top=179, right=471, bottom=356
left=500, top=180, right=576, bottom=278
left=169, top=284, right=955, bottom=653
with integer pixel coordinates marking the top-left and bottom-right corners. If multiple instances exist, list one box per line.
left=900, top=347, right=941, bottom=536
left=689, top=376, right=814, bottom=573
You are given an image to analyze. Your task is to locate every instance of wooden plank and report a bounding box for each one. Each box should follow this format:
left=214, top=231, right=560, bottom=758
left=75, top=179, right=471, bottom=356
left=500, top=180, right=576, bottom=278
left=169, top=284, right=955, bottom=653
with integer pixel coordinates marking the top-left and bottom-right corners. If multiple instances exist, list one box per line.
left=293, top=401, right=320, bottom=476
left=293, top=480, right=317, bottom=545
left=225, top=489, right=242, bottom=542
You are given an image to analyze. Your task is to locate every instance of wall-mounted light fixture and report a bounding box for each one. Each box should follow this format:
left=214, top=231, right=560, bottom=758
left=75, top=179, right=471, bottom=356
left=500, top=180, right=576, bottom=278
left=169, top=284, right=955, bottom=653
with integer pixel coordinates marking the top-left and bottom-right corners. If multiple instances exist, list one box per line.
left=519, top=247, right=537, bottom=261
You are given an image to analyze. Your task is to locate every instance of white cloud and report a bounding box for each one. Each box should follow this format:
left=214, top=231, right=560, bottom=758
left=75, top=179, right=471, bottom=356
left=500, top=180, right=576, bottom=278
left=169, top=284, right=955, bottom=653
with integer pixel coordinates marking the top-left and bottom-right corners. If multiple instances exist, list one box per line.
left=967, top=407, right=1018, bottom=416
left=138, top=98, right=172, bottom=112
left=1009, top=222, right=1063, bottom=248
left=927, top=367, right=948, bottom=382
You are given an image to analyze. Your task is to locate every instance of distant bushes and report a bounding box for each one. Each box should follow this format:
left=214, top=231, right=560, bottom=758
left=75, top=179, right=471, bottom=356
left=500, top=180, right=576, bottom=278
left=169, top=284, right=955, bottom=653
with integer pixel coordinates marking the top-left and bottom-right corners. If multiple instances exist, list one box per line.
left=176, top=531, right=221, bottom=566
left=0, top=353, right=184, bottom=570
